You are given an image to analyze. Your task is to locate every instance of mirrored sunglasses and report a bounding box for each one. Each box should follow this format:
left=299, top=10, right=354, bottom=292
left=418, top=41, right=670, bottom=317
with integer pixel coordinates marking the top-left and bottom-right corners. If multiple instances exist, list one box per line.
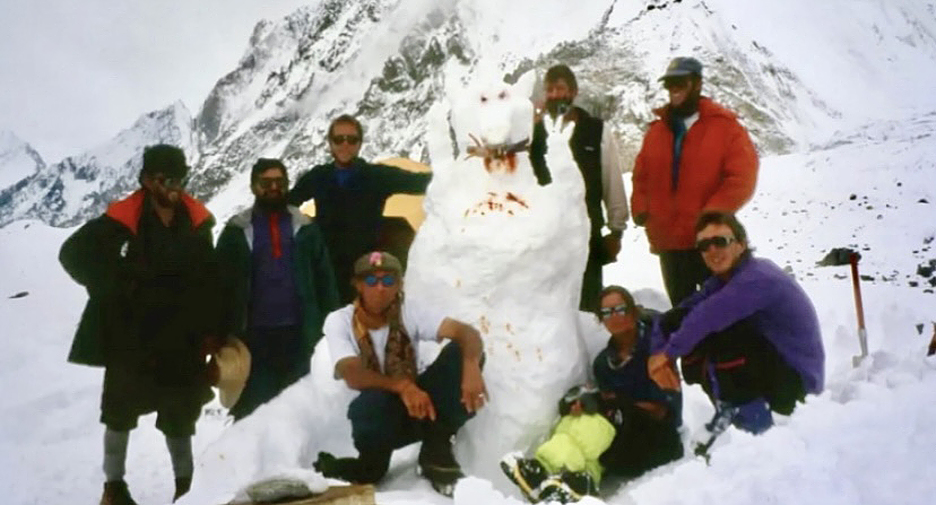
left=696, top=235, right=736, bottom=252
left=598, top=303, right=631, bottom=320
left=364, top=274, right=396, bottom=287
left=330, top=134, right=361, bottom=145
left=256, top=177, right=287, bottom=190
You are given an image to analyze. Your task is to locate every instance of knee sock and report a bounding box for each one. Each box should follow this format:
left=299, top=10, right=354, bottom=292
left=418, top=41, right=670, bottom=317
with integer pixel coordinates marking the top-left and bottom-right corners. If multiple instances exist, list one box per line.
left=103, top=429, right=130, bottom=483
left=165, top=435, right=194, bottom=480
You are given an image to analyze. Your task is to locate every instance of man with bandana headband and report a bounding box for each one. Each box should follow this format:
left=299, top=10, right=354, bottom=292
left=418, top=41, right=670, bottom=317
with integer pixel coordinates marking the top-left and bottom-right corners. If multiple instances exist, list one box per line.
left=530, top=64, right=629, bottom=312
left=631, top=57, right=759, bottom=306
left=216, top=158, right=340, bottom=420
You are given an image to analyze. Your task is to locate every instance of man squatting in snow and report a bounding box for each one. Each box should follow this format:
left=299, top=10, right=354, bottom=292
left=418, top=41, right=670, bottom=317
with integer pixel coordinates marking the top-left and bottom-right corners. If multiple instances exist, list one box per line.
left=649, top=212, right=825, bottom=435
left=313, top=251, right=487, bottom=497
left=60, top=145, right=221, bottom=505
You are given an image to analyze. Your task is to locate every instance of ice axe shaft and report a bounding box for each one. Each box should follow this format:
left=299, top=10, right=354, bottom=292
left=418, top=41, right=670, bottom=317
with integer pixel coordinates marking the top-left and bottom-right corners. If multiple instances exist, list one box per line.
left=850, top=252, right=869, bottom=366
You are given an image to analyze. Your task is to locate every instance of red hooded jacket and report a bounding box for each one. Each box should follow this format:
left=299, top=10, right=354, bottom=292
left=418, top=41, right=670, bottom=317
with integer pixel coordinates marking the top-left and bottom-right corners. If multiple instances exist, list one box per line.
left=631, top=97, right=758, bottom=252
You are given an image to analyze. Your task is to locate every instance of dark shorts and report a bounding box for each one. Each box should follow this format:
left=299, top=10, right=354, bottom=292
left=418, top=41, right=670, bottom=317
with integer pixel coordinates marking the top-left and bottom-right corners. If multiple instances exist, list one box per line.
left=100, top=359, right=210, bottom=437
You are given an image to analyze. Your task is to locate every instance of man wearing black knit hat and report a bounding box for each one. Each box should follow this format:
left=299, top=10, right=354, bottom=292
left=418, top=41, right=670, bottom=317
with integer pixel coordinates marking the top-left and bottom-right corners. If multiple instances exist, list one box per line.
left=60, top=144, right=221, bottom=504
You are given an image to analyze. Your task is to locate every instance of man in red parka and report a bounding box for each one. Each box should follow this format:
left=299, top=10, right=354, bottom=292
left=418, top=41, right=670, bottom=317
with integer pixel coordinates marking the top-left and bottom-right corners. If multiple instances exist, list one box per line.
left=631, top=56, right=758, bottom=306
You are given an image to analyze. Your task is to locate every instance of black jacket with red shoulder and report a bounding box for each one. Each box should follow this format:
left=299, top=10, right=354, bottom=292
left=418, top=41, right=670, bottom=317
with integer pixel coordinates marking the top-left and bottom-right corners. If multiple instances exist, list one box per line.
left=60, top=189, right=218, bottom=369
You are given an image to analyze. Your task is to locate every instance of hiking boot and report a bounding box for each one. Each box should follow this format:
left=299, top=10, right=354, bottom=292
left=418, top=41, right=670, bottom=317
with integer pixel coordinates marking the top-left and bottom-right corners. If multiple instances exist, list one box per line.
left=537, top=477, right=579, bottom=504
left=173, top=476, right=192, bottom=502
left=499, top=452, right=549, bottom=503
left=100, top=480, right=138, bottom=505
left=731, top=398, right=773, bottom=434
left=559, top=470, right=598, bottom=497
left=418, top=431, right=464, bottom=497
left=314, top=450, right=391, bottom=484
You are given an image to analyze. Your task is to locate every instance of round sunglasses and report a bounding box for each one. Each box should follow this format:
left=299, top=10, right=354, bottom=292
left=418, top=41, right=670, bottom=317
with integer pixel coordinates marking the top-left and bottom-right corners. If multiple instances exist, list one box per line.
left=363, top=274, right=397, bottom=287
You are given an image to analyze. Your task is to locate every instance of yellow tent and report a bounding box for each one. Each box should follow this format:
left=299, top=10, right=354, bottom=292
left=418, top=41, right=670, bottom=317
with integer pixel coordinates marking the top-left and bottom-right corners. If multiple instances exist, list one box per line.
left=298, top=157, right=431, bottom=230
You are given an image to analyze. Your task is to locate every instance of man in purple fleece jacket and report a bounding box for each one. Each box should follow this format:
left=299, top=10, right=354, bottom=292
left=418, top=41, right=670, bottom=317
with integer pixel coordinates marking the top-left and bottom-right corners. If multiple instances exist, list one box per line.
left=648, top=212, right=824, bottom=434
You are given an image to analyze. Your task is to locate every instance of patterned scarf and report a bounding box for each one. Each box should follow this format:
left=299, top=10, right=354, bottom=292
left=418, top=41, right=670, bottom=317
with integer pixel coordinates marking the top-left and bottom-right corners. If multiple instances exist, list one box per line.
left=352, top=296, right=417, bottom=380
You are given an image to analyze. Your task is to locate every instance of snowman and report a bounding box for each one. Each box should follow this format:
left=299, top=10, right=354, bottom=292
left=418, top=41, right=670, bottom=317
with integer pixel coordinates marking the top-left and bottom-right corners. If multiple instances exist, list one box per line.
left=405, top=69, right=592, bottom=484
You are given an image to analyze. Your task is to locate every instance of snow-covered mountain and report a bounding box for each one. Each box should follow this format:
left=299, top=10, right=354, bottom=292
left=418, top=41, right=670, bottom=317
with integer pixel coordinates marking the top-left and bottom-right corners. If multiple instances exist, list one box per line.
left=0, top=131, right=45, bottom=197
left=2, top=1, right=936, bottom=504
left=9, top=0, right=932, bottom=227
left=0, top=102, right=195, bottom=227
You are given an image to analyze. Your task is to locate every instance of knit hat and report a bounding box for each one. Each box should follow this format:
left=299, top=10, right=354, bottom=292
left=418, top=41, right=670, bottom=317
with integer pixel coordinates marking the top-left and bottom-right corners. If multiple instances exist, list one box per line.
left=353, top=251, right=403, bottom=277
left=214, top=337, right=251, bottom=409
left=141, top=144, right=189, bottom=179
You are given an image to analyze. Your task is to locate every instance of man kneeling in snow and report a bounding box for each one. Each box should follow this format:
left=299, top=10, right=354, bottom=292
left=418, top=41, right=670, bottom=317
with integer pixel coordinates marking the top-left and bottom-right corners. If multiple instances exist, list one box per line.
left=314, top=251, right=486, bottom=496
left=649, top=212, right=825, bottom=435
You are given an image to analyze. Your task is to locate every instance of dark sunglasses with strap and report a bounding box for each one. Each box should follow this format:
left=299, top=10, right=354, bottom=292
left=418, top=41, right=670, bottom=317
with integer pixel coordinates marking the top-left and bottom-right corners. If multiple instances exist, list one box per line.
left=696, top=235, right=736, bottom=252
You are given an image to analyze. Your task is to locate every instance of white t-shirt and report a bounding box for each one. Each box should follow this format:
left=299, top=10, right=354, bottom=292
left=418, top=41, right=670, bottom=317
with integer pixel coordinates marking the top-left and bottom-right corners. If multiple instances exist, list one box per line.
left=323, top=302, right=447, bottom=379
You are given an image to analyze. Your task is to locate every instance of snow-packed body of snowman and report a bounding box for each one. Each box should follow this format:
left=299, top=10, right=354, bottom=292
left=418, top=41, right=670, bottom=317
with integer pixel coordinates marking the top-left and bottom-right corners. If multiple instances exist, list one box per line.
left=405, top=71, right=591, bottom=483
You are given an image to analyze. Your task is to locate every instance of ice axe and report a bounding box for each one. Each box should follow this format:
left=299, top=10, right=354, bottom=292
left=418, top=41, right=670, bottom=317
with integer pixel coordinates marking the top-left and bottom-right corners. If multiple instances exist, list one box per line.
left=817, top=247, right=868, bottom=367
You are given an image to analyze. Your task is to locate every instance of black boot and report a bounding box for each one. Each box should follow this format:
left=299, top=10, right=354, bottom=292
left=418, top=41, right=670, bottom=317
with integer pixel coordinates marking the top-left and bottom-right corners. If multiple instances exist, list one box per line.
left=499, top=453, right=549, bottom=503
left=418, top=428, right=464, bottom=497
left=314, top=449, right=391, bottom=484
left=173, top=476, right=192, bottom=502
left=560, top=470, right=598, bottom=497
left=100, top=480, right=138, bottom=505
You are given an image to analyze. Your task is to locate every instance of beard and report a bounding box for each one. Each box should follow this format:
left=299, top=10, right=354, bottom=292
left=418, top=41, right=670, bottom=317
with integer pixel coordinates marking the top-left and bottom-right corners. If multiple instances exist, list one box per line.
left=150, top=188, right=180, bottom=209
left=545, top=97, right=573, bottom=118
left=669, top=89, right=702, bottom=118
left=255, top=193, right=287, bottom=212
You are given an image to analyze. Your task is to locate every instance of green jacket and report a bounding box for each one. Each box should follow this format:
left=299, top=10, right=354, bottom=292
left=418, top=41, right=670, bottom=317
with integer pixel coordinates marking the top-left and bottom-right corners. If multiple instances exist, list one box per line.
left=60, top=189, right=218, bottom=371
left=216, top=206, right=339, bottom=356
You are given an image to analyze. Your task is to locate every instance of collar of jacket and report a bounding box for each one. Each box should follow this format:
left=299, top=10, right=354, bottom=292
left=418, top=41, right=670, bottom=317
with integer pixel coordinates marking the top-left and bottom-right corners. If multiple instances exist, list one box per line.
left=228, top=204, right=310, bottom=232
left=651, top=97, right=736, bottom=123
left=105, top=188, right=211, bottom=235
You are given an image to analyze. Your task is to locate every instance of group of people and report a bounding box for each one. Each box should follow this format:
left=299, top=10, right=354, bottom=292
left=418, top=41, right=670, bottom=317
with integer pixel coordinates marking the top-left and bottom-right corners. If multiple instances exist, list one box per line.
left=59, top=56, right=824, bottom=505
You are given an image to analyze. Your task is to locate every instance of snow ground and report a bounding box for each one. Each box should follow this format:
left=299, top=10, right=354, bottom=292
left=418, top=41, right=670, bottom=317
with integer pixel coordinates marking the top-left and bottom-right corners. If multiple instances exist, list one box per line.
left=1, top=108, right=935, bottom=504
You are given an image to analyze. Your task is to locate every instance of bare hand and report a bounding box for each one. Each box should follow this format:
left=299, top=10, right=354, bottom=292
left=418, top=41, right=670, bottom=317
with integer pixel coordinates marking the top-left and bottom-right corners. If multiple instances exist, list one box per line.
left=648, top=352, right=681, bottom=391
left=399, top=381, right=436, bottom=421
left=460, top=361, right=487, bottom=413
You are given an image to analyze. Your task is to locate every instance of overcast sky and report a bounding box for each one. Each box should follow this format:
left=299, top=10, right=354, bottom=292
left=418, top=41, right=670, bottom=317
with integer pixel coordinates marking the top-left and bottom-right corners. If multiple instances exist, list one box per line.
left=0, top=0, right=317, bottom=162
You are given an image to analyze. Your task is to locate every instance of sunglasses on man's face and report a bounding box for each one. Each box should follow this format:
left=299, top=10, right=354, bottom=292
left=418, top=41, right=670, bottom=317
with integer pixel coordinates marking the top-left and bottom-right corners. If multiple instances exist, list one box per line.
left=153, top=175, right=185, bottom=189
left=598, top=303, right=631, bottom=320
left=696, top=235, right=736, bottom=252
left=256, top=177, right=287, bottom=190
left=330, top=134, right=361, bottom=146
left=364, top=274, right=396, bottom=287
left=662, top=76, right=692, bottom=90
